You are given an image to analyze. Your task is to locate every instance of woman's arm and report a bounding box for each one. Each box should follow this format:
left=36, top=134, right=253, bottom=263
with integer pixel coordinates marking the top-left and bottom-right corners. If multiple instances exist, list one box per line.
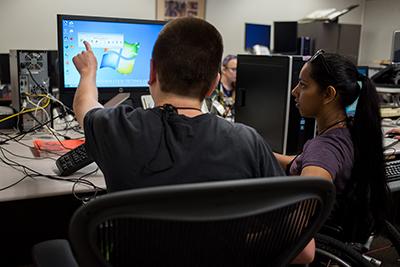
left=273, top=152, right=295, bottom=170
left=290, top=166, right=333, bottom=264
left=300, top=166, right=333, bottom=181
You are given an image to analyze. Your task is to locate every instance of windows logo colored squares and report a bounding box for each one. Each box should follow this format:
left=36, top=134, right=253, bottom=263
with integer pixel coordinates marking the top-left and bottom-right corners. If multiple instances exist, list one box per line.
left=100, top=41, right=140, bottom=74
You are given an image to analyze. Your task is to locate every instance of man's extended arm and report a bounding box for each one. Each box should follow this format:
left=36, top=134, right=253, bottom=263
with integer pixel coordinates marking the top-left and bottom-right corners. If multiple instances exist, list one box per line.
left=72, top=41, right=103, bottom=127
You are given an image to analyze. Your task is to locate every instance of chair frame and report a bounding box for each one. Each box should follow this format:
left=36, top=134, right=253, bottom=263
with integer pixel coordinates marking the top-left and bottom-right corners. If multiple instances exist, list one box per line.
left=34, top=176, right=335, bottom=267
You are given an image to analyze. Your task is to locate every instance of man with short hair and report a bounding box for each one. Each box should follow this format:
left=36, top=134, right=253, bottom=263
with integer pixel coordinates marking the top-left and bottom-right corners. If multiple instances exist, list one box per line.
left=72, top=17, right=313, bottom=263
left=72, top=17, right=283, bottom=192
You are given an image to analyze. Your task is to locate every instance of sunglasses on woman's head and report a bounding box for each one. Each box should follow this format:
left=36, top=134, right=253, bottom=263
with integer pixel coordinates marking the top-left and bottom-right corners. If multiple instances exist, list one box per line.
left=309, top=49, right=334, bottom=78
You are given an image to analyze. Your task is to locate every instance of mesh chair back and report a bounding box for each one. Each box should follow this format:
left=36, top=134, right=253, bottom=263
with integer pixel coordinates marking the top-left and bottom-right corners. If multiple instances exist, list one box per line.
left=69, top=176, right=335, bottom=267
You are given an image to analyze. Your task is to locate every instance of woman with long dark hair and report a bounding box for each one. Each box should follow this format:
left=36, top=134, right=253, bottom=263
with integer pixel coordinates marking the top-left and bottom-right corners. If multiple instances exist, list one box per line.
left=275, top=50, right=389, bottom=242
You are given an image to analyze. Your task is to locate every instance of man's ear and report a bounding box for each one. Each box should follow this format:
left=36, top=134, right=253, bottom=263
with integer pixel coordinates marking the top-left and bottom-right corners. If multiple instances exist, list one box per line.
left=323, top=85, right=337, bottom=105
left=206, top=73, right=220, bottom=97
left=148, top=59, right=157, bottom=86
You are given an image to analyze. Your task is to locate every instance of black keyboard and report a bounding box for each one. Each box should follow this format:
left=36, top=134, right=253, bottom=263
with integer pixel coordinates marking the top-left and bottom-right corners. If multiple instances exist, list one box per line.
left=385, top=159, right=400, bottom=182
left=56, top=144, right=94, bottom=176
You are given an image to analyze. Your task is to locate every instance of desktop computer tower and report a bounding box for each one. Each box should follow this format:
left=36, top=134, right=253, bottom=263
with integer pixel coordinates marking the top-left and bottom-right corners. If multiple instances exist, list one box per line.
left=297, top=37, right=312, bottom=56
left=10, top=50, right=51, bottom=131
left=235, top=55, right=316, bottom=155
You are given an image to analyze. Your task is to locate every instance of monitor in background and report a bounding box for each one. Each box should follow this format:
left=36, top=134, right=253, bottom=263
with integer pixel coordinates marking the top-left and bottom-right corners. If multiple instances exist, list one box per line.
left=245, top=23, right=271, bottom=51
left=357, top=66, right=369, bottom=78
left=0, top=53, right=10, bottom=84
left=391, top=30, right=400, bottom=63
left=57, top=14, right=165, bottom=107
left=273, top=21, right=298, bottom=54
left=0, top=53, right=11, bottom=103
left=346, top=66, right=369, bottom=117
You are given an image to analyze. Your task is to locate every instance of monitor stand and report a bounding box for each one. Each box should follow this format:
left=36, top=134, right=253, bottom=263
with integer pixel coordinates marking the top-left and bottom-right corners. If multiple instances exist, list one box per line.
left=103, top=93, right=131, bottom=108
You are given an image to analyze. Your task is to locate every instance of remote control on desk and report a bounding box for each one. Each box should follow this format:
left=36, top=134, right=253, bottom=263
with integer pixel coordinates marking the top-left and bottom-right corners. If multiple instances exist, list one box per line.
left=56, top=144, right=94, bottom=176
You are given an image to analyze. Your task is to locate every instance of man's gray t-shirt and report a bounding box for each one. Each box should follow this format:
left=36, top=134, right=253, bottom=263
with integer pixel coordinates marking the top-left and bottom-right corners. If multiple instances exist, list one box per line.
left=84, top=105, right=284, bottom=192
left=289, top=128, right=354, bottom=192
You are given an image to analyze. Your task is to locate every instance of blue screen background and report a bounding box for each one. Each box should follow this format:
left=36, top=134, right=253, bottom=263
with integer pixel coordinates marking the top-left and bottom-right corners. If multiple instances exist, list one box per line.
left=245, top=24, right=271, bottom=50
left=61, top=19, right=164, bottom=89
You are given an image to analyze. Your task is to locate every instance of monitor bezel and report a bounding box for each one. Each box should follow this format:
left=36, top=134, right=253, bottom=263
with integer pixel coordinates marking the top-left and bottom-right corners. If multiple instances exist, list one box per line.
left=57, top=14, right=165, bottom=99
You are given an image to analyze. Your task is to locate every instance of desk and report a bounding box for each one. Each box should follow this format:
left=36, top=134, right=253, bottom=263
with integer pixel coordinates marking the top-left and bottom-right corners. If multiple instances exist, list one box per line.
left=0, top=130, right=106, bottom=266
left=0, top=131, right=106, bottom=202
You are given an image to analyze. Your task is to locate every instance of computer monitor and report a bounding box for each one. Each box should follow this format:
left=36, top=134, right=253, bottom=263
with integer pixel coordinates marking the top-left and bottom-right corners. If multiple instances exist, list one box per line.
left=0, top=53, right=10, bottom=84
left=391, top=30, right=400, bottom=63
left=57, top=14, right=165, bottom=107
left=357, top=66, right=369, bottom=78
left=345, top=66, right=368, bottom=117
left=245, top=23, right=271, bottom=50
left=273, top=21, right=298, bottom=54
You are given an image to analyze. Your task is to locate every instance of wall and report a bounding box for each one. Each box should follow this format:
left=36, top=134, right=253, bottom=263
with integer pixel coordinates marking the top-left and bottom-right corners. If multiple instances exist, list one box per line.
left=359, top=0, right=400, bottom=66
left=205, top=0, right=365, bottom=58
left=0, top=0, right=155, bottom=53
left=3, top=0, right=389, bottom=65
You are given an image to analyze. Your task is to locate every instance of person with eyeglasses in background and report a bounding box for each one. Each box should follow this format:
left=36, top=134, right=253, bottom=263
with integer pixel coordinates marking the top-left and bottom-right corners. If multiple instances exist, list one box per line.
left=210, top=54, right=237, bottom=121
left=274, top=50, right=390, bottom=244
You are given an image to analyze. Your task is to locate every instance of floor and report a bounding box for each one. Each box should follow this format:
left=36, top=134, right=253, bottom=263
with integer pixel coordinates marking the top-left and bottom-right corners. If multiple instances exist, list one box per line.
left=16, top=234, right=400, bottom=267
left=368, top=235, right=400, bottom=266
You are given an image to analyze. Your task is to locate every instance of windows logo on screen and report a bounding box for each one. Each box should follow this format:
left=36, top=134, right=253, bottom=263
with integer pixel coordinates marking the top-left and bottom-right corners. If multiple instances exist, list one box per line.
left=100, top=41, right=140, bottom=74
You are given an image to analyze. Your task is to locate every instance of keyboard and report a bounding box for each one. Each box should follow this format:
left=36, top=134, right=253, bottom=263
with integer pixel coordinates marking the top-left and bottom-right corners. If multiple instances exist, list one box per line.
left=385, top=159, right=400, bottom=182
left=56, top=143, right=94, bottom=176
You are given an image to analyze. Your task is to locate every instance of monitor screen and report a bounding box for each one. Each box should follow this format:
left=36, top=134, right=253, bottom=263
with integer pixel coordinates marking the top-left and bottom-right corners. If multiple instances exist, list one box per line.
left=0, top=53, right=10, bottom=84
left=273, top=21, right=297, bottom=54
left=357, top=66, right=369, bottom=77
left=57, top=15, right=165, bottom=91
left=245, top=23, right=271, bottom=50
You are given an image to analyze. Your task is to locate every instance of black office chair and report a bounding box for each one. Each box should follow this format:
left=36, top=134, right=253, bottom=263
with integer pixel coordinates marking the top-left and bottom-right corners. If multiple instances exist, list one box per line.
left=32, top=176, right=335, bottom=267
left=312, top=182, right=400, bottom=266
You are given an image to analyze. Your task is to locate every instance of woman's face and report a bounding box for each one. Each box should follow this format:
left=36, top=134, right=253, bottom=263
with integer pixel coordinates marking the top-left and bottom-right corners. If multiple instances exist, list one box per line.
left=222, top=58, right=237, bottom=83
left=291, top=63, right=325, bottom=118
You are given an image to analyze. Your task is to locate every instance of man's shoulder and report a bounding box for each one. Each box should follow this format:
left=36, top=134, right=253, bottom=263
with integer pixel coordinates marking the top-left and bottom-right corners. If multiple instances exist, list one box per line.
left=213, top=118, right=264, bottom=145
left=231, top=121, right=261, bottom=140
left=86, top=105, right=160, bottom=121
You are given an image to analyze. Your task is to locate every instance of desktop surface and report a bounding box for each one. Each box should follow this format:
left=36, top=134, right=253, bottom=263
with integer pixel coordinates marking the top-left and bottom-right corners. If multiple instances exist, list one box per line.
left=0, top=130, right=105, bottom=202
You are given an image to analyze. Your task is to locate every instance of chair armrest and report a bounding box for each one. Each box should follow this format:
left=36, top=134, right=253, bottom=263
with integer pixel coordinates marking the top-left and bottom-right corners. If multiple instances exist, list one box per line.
left=32, top=239, right=79, bottom=267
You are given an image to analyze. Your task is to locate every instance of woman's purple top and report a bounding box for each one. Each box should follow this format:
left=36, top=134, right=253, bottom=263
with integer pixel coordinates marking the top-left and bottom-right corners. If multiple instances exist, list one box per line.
left=289, top=127, right=354, bottom=193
